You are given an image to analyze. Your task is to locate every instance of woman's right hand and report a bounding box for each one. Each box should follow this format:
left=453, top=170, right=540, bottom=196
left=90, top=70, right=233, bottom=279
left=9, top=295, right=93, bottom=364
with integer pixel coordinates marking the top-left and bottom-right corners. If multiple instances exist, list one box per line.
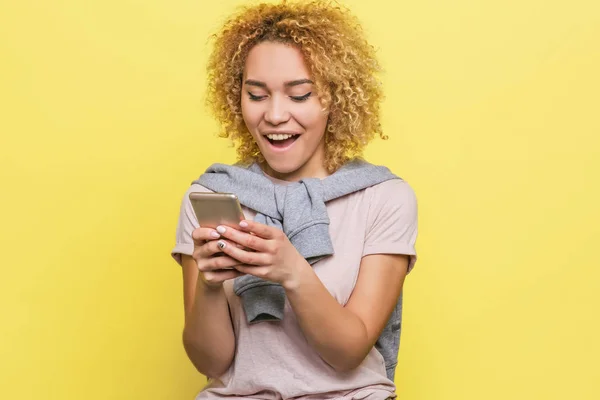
left=192, top=227, right=246, bottom=288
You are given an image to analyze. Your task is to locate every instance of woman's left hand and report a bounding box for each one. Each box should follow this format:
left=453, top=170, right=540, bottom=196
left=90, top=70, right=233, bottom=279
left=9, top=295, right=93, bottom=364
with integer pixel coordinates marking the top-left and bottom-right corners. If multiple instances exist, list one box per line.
left=214, top=220, right=309, bottom=289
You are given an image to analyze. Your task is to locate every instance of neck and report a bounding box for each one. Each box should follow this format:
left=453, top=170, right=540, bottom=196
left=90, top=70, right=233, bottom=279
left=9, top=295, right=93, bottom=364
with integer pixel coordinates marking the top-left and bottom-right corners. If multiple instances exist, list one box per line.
left=261, top=161, right=329, bottom=182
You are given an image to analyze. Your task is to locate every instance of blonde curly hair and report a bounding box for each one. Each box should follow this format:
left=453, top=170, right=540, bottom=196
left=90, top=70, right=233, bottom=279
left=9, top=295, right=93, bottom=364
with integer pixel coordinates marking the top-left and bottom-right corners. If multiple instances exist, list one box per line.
left=206, top=0, right=387, bottom=172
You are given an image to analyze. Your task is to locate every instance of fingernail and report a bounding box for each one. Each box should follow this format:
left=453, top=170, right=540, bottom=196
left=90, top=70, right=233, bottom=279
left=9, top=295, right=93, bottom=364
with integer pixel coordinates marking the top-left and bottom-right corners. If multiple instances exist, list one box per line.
left=210, top=231, right=220, bottom=239
left=217, top=241, right=226, bottom=250
left=216, top=226, right=226, bottom=234
left=239, top=221, right=248, bottom=228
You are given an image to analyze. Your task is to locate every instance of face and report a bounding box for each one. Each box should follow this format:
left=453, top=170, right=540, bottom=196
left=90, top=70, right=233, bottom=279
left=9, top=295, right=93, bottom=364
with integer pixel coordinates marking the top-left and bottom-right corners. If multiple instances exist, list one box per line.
left=241, top=41, right=330, bottom=181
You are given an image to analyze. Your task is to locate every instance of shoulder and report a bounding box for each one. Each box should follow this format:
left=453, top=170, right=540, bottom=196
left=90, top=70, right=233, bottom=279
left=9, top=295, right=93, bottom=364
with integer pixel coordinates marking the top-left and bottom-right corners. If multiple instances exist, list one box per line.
left=365, top=179, right=417, bottom=208
left=361, top=179, right=418, bottom=235
left=188, top=183, right=214, bottom=194
left=181, top=183, right=214, bottom=200
left=176, top=183, right=215, bottom=216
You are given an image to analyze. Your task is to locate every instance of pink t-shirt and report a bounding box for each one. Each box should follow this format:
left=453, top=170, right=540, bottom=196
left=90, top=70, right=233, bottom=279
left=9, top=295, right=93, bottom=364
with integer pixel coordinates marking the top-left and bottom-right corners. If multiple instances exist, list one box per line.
left=172, top=177, right=418, bottom=400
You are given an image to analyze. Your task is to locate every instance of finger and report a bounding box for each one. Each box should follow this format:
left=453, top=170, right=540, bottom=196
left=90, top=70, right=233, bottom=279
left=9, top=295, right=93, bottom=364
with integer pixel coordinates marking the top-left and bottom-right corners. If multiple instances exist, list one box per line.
left=216, top=240, right=270, bottom=265
left=194, top=239, right=236, bottom=260
left=216, top=225, right=270, bottom=252
left=201, top=269, right=246, bottom=286
left=192, top=227, right=221, bottom=245
left=233, top=264, right=269, bottom=278
left=205, top=255, right=247, bottom=271
left=238, top=220, right=281, bottom=240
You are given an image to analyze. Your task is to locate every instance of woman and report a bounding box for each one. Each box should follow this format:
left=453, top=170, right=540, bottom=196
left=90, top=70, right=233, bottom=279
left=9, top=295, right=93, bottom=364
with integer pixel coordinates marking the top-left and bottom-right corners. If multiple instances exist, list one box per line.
left=171, top=1, right=418, bottom=399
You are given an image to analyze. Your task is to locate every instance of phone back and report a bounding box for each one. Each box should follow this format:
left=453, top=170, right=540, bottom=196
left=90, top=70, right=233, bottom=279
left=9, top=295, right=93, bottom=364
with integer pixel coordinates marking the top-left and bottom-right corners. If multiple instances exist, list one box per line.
left=188, top=192, right=245, bottom=228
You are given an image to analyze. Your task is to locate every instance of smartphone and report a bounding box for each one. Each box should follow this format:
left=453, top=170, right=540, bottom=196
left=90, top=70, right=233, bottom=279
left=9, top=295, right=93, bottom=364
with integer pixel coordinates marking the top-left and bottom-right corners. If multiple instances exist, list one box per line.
left=188, top=192, right=246, bottom=229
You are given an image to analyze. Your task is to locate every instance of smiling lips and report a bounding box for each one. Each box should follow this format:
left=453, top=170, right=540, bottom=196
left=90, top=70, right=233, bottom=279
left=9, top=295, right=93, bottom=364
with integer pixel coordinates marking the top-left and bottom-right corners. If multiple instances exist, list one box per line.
left=263, top=132, right=300, bottom=150
left=266, top=133, right=295, bottom=141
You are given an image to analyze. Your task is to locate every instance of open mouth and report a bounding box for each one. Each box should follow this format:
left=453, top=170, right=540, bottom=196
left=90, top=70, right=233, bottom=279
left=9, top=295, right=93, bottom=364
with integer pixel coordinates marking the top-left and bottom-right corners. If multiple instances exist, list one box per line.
left=265, top=133, right=300, bottom=149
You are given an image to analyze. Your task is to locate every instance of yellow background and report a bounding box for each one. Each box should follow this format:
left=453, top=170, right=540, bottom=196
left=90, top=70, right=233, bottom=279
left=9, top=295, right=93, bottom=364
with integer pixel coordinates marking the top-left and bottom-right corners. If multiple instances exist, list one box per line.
left=1, top=0, right=598, bottom=398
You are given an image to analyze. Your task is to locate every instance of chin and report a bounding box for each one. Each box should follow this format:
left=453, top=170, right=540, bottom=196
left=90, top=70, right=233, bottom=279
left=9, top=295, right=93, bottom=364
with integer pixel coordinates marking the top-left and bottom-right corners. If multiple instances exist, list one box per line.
left=264, top=158, right=302, bottom=175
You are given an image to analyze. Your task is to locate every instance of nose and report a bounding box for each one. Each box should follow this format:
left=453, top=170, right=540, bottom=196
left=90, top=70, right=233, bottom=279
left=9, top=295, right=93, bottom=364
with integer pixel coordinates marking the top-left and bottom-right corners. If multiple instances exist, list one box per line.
left=264, top=95, right=291, bottom=126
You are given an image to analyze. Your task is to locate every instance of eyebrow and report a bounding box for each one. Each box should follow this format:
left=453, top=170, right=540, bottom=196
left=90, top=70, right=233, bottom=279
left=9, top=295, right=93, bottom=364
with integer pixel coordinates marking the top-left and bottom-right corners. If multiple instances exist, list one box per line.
left=244, top=79, right=314, bottom=88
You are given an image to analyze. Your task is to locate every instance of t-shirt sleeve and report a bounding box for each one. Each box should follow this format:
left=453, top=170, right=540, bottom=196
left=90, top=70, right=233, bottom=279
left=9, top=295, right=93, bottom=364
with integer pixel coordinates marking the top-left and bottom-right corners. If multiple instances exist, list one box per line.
left=171, top=184, right=208, bottom=266
left=362, top=179, right=418, bottom=273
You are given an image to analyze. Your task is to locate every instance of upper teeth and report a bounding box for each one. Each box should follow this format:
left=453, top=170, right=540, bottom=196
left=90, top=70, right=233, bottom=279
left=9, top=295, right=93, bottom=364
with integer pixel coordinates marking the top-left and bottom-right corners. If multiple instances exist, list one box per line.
left=267, top=134, right=294, bottom=141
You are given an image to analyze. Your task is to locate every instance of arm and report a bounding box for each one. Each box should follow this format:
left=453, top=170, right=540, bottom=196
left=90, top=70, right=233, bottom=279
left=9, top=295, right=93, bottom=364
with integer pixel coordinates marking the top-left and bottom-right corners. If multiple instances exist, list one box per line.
left=181, top=254, right=235, bottom=378
left=216, top=224, right=411, bottom=372
left=284, top=254, right=408, bottom=371
left=173, top=187, right=246, bottom=378
left=215, top=180, right=418, bottom=372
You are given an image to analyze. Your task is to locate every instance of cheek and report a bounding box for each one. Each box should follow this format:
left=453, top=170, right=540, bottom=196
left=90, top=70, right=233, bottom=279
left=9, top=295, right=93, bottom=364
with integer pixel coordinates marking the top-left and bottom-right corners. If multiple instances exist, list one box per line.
left=296, top=103, right=328, bottom=131
left=241, top=100, right=261, bottom=128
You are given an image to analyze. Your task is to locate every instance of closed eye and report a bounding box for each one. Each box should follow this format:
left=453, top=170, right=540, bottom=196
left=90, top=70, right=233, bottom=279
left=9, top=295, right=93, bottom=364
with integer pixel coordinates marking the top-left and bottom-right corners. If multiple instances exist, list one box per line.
left=248, top=92, right=267, bottom=101
left=290, top=92, right=311, bottom=102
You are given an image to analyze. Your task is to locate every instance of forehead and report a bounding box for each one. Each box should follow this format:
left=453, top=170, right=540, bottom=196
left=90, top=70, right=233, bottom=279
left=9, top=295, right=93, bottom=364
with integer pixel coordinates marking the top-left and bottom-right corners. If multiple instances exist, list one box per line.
left=243, top=41, right=311, bottom=83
